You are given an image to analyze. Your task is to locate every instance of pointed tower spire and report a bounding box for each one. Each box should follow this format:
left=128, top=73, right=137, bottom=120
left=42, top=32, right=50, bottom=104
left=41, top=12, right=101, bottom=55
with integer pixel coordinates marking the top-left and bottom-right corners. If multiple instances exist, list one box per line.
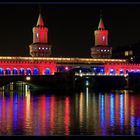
left=98, top=10, right=105, bottom=30
left=98, top=18, right=105, bottom=30
left=36, top=13, right=44, bottom=26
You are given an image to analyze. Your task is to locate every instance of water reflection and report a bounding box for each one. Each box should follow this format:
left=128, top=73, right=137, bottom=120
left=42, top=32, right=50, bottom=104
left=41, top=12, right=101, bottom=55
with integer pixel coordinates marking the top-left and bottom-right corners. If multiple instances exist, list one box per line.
left=100, top=94, right=105, bottom=135
left=120, top=94, right=124, bottom=130
left=64, top=97, right=70, bottom=135
left=1, top=83, right=140, bottom=135
left=110, top=93, right=114, bottom=129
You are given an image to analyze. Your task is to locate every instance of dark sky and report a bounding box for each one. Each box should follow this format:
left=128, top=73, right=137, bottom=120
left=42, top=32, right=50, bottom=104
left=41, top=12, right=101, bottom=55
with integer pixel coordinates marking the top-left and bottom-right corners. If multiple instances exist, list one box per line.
left=0, top=4, right=140, bottom=57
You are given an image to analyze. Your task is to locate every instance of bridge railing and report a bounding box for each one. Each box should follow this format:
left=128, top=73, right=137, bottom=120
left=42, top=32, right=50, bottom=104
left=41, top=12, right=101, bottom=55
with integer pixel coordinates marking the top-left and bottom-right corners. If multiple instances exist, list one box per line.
left=74, top=72, right=128, bottom=77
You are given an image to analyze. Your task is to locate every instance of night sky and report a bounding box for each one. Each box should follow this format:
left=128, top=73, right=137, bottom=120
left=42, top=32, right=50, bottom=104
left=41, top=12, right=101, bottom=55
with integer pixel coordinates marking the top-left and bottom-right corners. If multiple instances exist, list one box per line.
left=0, top=3, right=140, bottom=57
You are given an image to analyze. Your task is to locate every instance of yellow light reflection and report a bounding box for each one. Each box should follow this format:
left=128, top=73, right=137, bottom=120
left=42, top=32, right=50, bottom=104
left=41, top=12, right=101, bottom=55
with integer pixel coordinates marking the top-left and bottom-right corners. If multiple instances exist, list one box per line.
left=124, top=90, right=129, bottom=127
left=79, top=92, right=84, bottom=129
left=24, top=86, right=31, bottom=134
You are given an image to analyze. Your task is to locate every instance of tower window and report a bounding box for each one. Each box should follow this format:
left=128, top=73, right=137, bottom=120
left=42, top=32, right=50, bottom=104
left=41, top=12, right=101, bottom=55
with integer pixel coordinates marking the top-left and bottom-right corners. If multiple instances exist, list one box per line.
left=102, top=36, right=105, bottom=41
left=125, top=51, right=128, bottom=56
left=129, top=50, right=133, bottom=56
left=36, top=33, right=39, bottom=38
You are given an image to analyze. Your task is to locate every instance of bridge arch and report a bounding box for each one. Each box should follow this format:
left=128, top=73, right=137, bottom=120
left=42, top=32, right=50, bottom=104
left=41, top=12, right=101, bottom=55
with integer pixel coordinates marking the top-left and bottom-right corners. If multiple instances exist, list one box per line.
left=45, top=68, right=50, bottom=75
left=126, top=70, right=129, bottom=74
left=6, top=68, right=11, bottom=75
left=0, top=68, right=4, bottom=76
left=20, top=68, right=24, bottom=75
left=99, top=68, right=104, bottom=74
left=33, top=68, right=39, bottom=75
left=136, top=69, right=140, bottom=73
left=13, top=68, right=18, bottom=75
left=120, top=69, right=124, bottom=75
left=26, top=68, right=32, bottom=75
left=110, top=68, right=115, bottom=75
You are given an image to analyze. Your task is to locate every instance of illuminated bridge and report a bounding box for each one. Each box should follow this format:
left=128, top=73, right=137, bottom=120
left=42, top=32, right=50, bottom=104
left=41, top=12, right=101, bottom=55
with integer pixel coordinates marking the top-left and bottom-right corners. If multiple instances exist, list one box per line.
left=0, top=56, right=139, bottom=76
left=0, top=13, right=137, bottom=77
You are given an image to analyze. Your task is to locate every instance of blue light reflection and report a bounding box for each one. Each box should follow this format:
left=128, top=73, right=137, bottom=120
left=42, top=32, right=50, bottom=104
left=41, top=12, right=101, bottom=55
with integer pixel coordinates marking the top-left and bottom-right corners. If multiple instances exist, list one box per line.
left=13, top=94, right=18, bottom=129
left=100, top=94, right=105, bottom=134
left=110, top=94, right=114, bottom=127
left=120, top=94, right=124, bottom=130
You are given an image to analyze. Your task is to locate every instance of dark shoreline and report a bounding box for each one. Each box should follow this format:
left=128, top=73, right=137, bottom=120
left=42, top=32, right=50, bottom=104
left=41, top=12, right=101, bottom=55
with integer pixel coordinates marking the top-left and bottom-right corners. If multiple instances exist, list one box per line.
left=0, top=72, right=140, bottom=93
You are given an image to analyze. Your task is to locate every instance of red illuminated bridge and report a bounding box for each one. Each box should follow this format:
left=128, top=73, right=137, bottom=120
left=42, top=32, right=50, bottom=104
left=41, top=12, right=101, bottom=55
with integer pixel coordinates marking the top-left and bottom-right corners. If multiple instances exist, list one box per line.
left=0, top=56, right=139, bottom=76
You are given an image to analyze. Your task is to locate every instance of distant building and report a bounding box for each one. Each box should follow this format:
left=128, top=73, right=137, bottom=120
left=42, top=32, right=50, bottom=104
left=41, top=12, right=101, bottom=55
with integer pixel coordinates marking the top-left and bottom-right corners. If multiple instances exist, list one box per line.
left=113, top=41, right=140, bottom=63
left=29, top=13, right=52, bottom=57
left=91, top=16, right=112, bottom=58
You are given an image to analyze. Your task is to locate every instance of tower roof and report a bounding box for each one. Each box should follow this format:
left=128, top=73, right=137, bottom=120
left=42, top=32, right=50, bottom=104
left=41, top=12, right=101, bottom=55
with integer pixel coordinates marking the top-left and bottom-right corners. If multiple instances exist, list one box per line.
left=36, top=13, right=44, bottom=26
left=98, top=17, right=105, bottom=30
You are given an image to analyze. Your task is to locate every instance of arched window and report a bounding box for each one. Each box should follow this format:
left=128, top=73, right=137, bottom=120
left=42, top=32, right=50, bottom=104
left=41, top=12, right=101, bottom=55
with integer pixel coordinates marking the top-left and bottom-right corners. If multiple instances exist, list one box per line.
left=26, top=68, right=32, bottom=75
left=20, top=68, right=24, bottom=75
left=33, top=68, right=39, bottom=75
left=45, top=68, right=50, bottom=75
left=6, top=68, right=11, bottom=75
left=13, top=68, right=18, bottom=75
left=0, top=68, right=4, bottom=76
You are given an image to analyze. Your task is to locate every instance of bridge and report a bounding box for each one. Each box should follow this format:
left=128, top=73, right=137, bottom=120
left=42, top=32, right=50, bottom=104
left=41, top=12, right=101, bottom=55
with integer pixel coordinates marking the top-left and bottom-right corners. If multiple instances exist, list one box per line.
left=0, top=65, right=139, bottom=90
left=67, top=63, right=140, bottom=76
left=0, top=56, right=140, bottom=76
left=0, top=57, right=56, bottom=76
left=0, top=56, right=131, bottom=76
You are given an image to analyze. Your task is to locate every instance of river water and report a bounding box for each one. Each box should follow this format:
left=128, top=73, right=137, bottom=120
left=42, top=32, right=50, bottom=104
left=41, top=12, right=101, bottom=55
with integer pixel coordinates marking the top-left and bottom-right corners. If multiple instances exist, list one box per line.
left=0, top=83, right=140, bottom=136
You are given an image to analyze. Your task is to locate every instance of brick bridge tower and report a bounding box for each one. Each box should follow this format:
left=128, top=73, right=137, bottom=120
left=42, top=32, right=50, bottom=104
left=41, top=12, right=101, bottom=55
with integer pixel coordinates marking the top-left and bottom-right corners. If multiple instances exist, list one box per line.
left=29, top=12, right=52, bottom=57
left=91, top=16, right=112, bottom=58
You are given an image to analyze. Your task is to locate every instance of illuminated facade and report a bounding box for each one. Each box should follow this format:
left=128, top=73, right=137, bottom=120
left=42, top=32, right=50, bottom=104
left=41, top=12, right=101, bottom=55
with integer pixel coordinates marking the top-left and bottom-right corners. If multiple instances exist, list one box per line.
left=91, top=17, right=112, bottom=58
left=0, top=57, right=56, bottom=75
left=104, top=63, right=140, bottom=75
left=0, top=56, right=128, bottom=76
left=29, top=13, right=52, bottom=57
